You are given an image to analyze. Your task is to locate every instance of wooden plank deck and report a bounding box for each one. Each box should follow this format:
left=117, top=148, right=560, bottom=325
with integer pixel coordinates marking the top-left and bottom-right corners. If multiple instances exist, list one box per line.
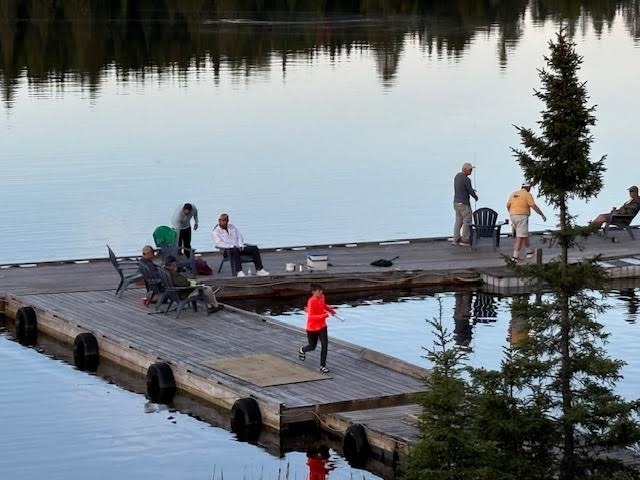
left=321, top=404, right=421, bottom=463
left=3, top=289, right=426, bottom=431
left=1, top=233, right=639, bottom=299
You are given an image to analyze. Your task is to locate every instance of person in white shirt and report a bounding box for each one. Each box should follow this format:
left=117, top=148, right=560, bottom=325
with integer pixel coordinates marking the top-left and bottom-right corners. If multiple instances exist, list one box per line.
left=212, top=213, right=270, bottom=277
left=172, top=203, right=198, bottom=258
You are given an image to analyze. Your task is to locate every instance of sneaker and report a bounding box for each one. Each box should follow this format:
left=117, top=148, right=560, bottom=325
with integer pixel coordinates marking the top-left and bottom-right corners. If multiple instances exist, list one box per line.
left=256, top=269, right=270, bottom=276
left=458, top=241, right=471, bottom=247
left=298, top=346, right=306, bottom=361
left=450, top=240, right=460, bottom=246
left=511, top=256, right=523, bottom=263
left=236, top=271, right=245, bottom=277
left=207, top=305, right=224, bottom=314
left=319, top=366, right=330, bottom=373
left=525, top=251, right=534, bottom=259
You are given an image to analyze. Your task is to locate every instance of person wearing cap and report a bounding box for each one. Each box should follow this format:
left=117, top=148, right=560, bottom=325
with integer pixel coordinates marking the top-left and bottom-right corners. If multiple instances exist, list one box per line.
left=592, top=185, right=640, bottom=229
left=506, top=182, right=546, bottom=262
left=212, top=212, right=270, bottom=277
left=163, top=256, right=223, bottom=313
left=172, top=203, right=198, bottom=258
left=452, top=162, right=478, bottom=246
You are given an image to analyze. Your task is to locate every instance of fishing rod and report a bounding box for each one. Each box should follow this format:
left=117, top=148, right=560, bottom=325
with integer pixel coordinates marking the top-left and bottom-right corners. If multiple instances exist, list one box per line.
left=472, top=152, right=478, bottom=211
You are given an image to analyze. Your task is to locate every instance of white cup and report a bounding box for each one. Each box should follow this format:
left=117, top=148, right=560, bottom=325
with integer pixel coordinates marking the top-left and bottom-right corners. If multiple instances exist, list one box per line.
left=285, top=263, right=295, bottom=272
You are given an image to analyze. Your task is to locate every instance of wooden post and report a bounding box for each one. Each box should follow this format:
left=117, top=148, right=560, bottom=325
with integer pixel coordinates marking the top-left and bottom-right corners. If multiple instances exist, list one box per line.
left=536, top=248, right=543, bottom=265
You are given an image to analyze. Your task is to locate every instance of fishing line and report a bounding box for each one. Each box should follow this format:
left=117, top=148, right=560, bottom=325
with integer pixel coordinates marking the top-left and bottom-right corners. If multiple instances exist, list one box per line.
left=472, top=152, right=478, bottom=211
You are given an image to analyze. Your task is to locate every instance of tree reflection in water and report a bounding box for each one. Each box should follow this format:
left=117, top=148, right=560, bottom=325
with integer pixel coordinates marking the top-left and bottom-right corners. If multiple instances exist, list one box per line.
left=0, top=0, right=639, bottom=105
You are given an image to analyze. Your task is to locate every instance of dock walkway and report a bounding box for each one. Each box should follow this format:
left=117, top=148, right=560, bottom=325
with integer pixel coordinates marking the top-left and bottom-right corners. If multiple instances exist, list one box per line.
left=3, top=289, right=425, bottom=432
left=2, top=233, right=639, bottom=298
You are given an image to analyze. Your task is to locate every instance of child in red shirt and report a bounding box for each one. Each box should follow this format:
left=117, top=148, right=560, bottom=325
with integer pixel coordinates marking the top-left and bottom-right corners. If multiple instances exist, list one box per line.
left=298, top=284, right=335, bottom=373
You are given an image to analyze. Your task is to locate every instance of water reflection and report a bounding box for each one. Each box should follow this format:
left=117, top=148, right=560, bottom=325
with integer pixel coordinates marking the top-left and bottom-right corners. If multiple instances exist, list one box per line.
left=472, top=292, right=498, bottom=324
left=453, top=290, right=473, bottom=349
left=306, top=444, right=335, bottom=480
left=508, top=294, right=530, bottom=347
left=1, top=0, right=639, bottom=104
left=613, top=288, right=639, bottom=323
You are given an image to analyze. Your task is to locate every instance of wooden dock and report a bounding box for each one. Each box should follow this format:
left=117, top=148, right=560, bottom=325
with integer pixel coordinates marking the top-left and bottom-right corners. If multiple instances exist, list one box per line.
left=1, top=232, right=639, bottom=299
left=2, top=289, right=426, bottom=432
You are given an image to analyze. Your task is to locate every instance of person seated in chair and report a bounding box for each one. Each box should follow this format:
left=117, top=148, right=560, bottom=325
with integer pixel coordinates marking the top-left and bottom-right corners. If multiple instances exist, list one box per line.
left=592, top=185, right=640, bottom=229
left=164, top=256, right=223, bottom=313
left=140, top=245, right=160, bottom=272
left=212, top=212, right=270, bottom=277
left=139, top=245, right=162, bottom=303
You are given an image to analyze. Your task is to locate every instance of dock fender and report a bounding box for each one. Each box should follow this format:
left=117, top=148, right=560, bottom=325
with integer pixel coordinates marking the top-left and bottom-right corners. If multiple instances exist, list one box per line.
left=343, top=423, right=370, bottom=466
left=73, top=333, right=99, bottom=372
left=230, top=397, right=262, bottom=437
left=15, top=306, right=37, bottom=346
left=146, top=362, right=176, bottom=404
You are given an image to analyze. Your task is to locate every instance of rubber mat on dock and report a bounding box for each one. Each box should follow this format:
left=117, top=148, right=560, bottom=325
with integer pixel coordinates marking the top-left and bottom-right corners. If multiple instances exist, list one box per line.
left=205, top=353, right=329, bottom=387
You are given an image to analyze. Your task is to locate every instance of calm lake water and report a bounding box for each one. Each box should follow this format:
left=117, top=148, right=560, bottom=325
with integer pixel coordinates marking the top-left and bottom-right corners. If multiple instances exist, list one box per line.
left=1, top=1, right=640, bottom=264
left=2, top=2, right=640, bottom=479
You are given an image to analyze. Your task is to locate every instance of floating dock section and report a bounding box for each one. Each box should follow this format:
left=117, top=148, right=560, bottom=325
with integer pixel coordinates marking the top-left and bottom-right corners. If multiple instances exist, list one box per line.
left=3, top=290, right=426, bottom=434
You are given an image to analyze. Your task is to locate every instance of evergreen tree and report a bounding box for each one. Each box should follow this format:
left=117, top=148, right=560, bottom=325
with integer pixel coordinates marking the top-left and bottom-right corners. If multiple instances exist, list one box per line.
left=403, top=306, right=501, bottom=480
left=468, top=344, right=557, bottom=480
left=509, top=30, right=640, bottom=479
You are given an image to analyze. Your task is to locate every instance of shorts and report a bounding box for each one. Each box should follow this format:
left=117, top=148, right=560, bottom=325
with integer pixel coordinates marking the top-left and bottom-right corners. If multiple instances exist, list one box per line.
left=510, top=214, right=530, bottom=237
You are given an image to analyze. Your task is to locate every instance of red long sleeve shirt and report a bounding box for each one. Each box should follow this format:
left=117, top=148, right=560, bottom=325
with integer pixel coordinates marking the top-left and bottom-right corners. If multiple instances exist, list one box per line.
left=305, top=294, right=335, bottom=332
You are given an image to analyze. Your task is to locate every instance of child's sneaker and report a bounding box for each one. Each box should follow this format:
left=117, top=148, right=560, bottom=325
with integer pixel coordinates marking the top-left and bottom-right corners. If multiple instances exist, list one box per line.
left=298, top=346, right=306, bottom=361
left=319, top=366, right=330, bottom=373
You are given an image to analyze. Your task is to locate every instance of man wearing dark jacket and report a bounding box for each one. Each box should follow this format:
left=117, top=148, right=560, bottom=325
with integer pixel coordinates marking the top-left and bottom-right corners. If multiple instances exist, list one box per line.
left=452, top=162, right=478, bottom=246
left=164, top=256, right=223, bottom=313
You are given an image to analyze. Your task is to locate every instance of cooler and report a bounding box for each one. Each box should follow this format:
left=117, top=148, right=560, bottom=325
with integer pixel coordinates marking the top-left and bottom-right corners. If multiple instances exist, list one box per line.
left=306, top=252, right=328, bottom=271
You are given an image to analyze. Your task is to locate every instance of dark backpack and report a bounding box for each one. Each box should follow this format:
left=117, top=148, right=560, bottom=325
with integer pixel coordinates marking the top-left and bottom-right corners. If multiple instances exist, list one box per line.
left=195, top=258, right=213, bottom=275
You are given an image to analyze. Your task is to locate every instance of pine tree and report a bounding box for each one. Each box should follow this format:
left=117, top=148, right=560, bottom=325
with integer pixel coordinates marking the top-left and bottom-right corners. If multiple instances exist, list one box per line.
left=509, top=30, right=640, bottom=480
left=468, top=343, right=557, bottom=480
left=403, top=305, right=502, bottom=480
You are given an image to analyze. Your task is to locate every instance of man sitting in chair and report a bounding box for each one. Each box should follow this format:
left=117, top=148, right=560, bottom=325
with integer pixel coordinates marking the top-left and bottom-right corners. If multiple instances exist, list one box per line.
left=164, top=256, right=223, bottom=313
left=212, top=212, right=270, bottom=277
left=591, top=185, right=640, bottom=229
left=140, top=245, right=160, bottom=273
